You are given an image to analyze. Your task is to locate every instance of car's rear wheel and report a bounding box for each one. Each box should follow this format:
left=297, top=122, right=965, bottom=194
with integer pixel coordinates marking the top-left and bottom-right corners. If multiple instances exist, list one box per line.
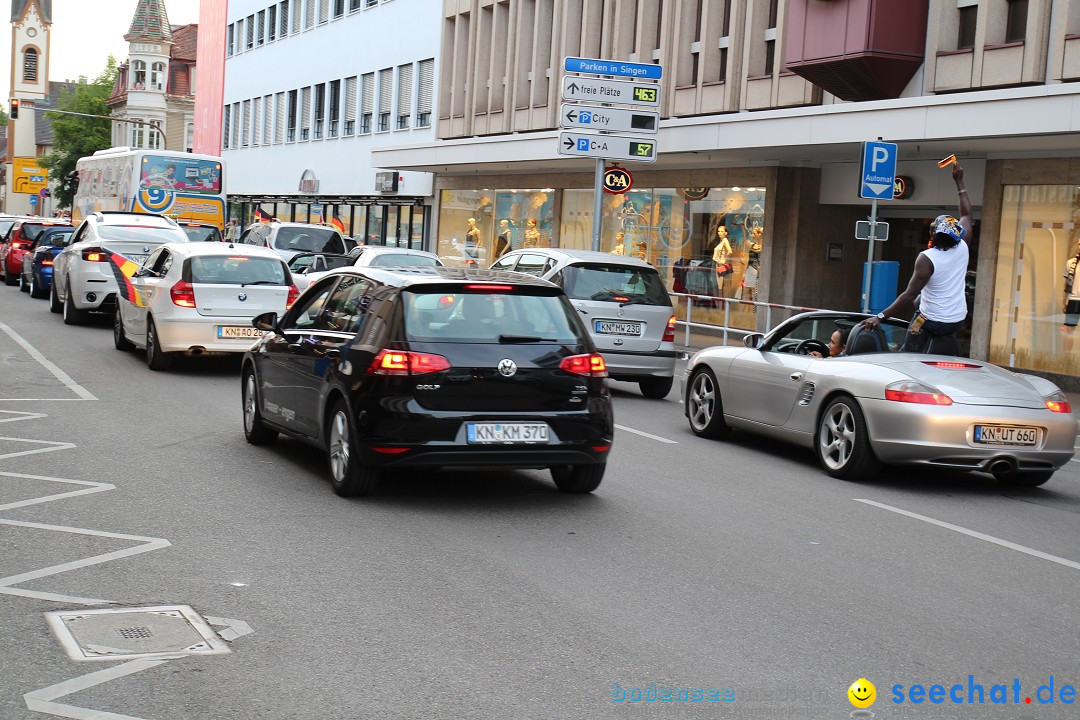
left=3, top=265, right=16, bottom=286
left=817, top=395, right=881, bottom=480
left=145, top=317, right=174, bottom=370
left=62, top=285, right=88, bottom=325
left=551, top=463, right=605, bottom=493
left=49, top=279, right=62, bottom=313
left=994, top=469, right=1054, bottom=488
left=18, top=270, right=29, bottom=293
left=327, top=399, right=379, bottom=497
left=113, top=307, right=134, bottom=351
left=29, top=272, right=45, bottom=299
left=242, top=369, right=278, bottom=446
left=639, top=376, right=674, bottom=399
left=686, top=367, right=731, bottom=439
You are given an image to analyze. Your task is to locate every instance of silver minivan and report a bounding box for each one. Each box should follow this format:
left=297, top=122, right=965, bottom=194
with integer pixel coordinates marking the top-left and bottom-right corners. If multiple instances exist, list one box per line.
left=490, top=249, right=677, bottom=398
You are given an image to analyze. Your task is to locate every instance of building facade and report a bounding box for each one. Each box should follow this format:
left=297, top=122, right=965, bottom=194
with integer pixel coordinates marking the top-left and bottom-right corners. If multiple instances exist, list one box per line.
left=221, top=0, right=439, bottom=246
left=6, top=0, right=52, bottom=216
left=375, top=0, right=1080, bottom=382
left=107, top=0, right=197, bottom=154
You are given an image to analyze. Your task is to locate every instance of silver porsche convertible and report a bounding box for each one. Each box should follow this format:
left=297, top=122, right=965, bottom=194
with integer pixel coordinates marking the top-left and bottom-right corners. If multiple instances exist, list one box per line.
left=683, top=312, right=1076, bottom=486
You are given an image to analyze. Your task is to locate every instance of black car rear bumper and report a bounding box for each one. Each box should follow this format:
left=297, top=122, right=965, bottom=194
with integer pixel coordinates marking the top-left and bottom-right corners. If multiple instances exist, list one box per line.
left=362, top=446, right=608, bottom=469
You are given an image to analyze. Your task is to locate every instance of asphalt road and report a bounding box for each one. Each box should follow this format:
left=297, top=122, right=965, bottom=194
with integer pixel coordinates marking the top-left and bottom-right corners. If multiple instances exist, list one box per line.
left=1, top=291, right=1079, bottom=720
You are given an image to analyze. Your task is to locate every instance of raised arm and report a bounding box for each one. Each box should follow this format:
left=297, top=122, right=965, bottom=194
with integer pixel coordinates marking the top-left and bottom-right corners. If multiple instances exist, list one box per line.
left=953, top=164, right=972, bottom=239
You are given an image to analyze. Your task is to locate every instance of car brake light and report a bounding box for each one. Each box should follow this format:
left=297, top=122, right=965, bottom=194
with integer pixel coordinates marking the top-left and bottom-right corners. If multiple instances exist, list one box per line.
left=560, top=353, right=608, bottom=378
left=367, top=349, right=450, bottom=376
left=170, top=280, right=196, bottom=308
left=1044, top=391, right=1072, bottom=413
left=10, top=241, right=24, bottom=249
left=286, top=284, right=300, bottom=309
left=464, top=284, right=512, bottom=291
left=662, top=314, right=676, bottom=343
left=884, top=381, right=952, bottom=406
left=922, top=361, right=981, bottom=369
left=371, top=446, right=411, bottom=454
left=81, top=248, right=109, bottom=262
left=42, top=259, right=53, bottom=266
left=613, top=295, right=630, bottom=302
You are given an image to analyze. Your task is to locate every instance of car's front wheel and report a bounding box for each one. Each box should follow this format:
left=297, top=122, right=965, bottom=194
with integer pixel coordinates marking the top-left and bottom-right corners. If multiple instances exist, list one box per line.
left=145, top=317, right=174, bottom=370
left=242, top=369, right=278, bottom=446
left=994, top=469, right=1054, bottom=488
left=816, top=395, right=881, bottom=480
left=113, top=307, right=134, bottom=351
left=639, top=376, right=674, bottom=399
left=551, top=463, right=605, bottom=493
left=326, top=399, right=379, bottom=497
left=686, top=367, right=731, bottom=439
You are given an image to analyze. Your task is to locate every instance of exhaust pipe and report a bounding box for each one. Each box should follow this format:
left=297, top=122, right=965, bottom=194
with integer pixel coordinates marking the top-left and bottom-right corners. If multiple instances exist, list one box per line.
left=989, top=458, right=1016, bottom=475
left=189, top=346, right=205, bottom=355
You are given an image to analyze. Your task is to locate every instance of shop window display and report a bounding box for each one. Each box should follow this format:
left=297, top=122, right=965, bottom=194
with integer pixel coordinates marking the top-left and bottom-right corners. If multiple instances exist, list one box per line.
left=437, top=189, right=554, bottom=266
left=990, top=185, right=1080, bottom=376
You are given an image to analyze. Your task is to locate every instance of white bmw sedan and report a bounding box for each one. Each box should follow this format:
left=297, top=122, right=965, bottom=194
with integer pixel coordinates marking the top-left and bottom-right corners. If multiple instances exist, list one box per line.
left=113, top=243, right=299, bottom=370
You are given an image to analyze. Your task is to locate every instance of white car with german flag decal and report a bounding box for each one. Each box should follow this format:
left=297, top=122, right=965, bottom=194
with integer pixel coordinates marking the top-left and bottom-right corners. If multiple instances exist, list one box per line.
left=112, top=242, right=300, bottom=370
left=51, top=212, right=190, bottom=325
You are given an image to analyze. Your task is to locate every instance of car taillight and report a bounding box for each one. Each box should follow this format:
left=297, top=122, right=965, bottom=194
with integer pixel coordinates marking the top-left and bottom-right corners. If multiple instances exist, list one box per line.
left=1044, top=391, right=1072, bottom=413
left=367, top=349, right=450, bottom=376
left=10, top=241, right=24, bottom=250
left=81, top=248, right=109, bottom=262
left=42, top=258, right=53, bottom=266
left=560, top=353, right=608, bottom=377
left=884, top=381, right=952, bottom=406
left=464, top=284, right=513, bottom=291
left=922, top=361, right=981, bottom=369
left=170, top=280, right=196, bottom=308
left=662, top=314, right=676, bottom=343
left=286, top=284, right=300, bottom=309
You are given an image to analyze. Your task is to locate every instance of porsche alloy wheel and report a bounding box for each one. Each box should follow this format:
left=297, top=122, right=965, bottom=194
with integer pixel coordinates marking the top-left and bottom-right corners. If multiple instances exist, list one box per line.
left=686, top=368, right=730, bottom=439
left=817, top=396, right=880, bottom=480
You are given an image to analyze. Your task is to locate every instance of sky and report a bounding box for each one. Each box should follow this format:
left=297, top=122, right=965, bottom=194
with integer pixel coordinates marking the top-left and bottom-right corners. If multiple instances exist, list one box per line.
left=3, top=0, right=201, bottom=98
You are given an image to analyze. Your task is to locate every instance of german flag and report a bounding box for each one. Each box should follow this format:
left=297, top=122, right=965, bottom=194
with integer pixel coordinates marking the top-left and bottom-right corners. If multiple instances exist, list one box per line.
left=330, top=213, right=345, bottom=232
left=254, top=206, right=272, bottom=223
left=108, top=252, right=145, bottom=308
left=937, top=154, right=957, bottom=169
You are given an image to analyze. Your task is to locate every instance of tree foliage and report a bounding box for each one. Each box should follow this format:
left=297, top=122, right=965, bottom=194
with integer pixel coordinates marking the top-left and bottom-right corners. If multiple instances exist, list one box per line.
left=40, top=57, right=118, bottom=209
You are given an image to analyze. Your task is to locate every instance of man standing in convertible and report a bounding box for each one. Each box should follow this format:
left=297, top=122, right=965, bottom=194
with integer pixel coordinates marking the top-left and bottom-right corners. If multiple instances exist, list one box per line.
left=860, top=162, right=972, bottom=352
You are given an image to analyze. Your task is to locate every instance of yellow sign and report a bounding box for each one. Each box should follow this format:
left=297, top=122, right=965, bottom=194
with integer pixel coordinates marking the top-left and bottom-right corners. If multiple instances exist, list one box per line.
left=13, top=157, right=48, bottom=194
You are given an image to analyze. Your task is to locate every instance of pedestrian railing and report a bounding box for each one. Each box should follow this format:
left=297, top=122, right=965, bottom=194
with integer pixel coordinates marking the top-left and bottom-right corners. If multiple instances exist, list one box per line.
left=669, top=292, right=824, bottom=347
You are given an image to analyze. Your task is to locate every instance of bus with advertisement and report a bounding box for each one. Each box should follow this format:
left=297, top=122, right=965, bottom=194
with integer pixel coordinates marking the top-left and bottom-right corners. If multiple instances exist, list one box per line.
left=71, top=147, right=225, bottom=230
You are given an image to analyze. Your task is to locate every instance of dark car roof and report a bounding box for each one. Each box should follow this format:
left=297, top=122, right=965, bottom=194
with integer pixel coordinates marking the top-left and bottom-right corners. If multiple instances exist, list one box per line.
left=328, top=265, right=559, bottom=289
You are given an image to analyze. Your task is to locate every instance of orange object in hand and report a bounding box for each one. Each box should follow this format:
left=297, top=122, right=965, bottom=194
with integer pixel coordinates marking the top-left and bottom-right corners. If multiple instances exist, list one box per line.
left=937, top=154, right=957, bottom=169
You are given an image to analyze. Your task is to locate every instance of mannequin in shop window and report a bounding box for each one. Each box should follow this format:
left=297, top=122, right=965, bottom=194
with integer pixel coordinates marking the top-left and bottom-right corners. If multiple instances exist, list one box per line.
left=523, top=218, right=542, bottom=248
left=494, top=219, right=512, bottom=259
left=633, top=239, right=648, bottom=262
left=466, top=217, right=483, bottom=261
left=1064, top=237, right=1080, bottom=353
left=611, top=231, right=626, bottom=255
left=712, top=225, right=734, bottom=296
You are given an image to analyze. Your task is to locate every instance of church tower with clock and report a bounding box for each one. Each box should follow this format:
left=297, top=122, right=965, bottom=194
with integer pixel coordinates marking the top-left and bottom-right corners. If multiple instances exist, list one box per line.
left=7, top=0, right=52, bottom=215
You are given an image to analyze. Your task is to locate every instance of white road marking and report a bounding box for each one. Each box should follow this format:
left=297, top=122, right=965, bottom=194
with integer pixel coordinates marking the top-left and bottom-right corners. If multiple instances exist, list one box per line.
left=856, top=499, right=1080, bottom=572
left=0, top=321, right=97, bottom=400
left=24, top=658, right=169, bottom=720
left=206, top=616, right=255, bottom=642
left=0, top=470, right=114, bottom=512
left=0, top=410, right=47, bottom=423
left=614, top=423, right=679, bottom=444
left=0, top=435, right=76, bottom=461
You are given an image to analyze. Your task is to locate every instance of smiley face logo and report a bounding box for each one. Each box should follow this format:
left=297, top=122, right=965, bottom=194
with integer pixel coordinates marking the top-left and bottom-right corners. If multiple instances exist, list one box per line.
left=848, top=678, right=876, bottom=709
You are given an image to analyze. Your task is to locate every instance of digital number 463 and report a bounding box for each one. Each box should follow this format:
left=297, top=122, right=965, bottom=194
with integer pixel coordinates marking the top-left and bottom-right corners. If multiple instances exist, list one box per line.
left=633, top=87, right=657, bottom=102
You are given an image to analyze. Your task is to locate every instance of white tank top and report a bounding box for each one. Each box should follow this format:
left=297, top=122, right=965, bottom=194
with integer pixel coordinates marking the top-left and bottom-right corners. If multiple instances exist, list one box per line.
left=919, top=242, right=969, bottom=323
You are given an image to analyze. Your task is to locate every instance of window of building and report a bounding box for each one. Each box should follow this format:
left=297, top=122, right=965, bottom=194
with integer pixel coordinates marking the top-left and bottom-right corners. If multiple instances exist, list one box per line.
left=23, top=47, right=38, bottom=82
left=150, top=62, right=165, bottom=91
left=1005, top=0, right=1027, bottom=43
left=305, top=0, right=315, bottom=28
left=319, top=0, right=330, bottom=23
left=396, top=64, right=413, bottom=129
left=242, top=99, right=251, bottom=146
left=417, top=58, right=433, bottom=127
left=226, top=25, right=235, bottom=56
left=246, top=14, right=255, bottom=48
left=314, top=83, right=325, bottom=139
left=275, top=92, right=285, bottom=143
left=334, top=0, right=345, bottom=18
left=263, top=94, right=273, bottom=144
left=132, top=60, right=146, bottom=89
left=222, top=105, right=231, bottom=149
left=252, top=97, right=262, bottom=145
left=131, top=118, right=145, bottom=148
left=291, top=0, right=301, bottom=32
left=366, top=0, right=377, bottom=7
left=344, top=76, right=357, bottom=135
left=185, top=123, right=194, bottom=152
left=269, top=5, right=277, bottom=41
left=231, top=102, right=241, bottom=148
left=300, top=86, right=311, bottom=140
left=349, top=0, right=362, bottom=12
left=361, top=72, right=374, bottom=133
left=190, top=66, right=197, bottom=94
left=329, top=79, right=341, bottom=137
left=149, top=124, right=163, bottom=150
left=257, top=10, right=265, bottom=45
left=378, top=67, right=392, bottom=132
left=281, top=0, right=291, bottom=36
left=958, top=6, right=977, bottom=49
left=287, top=89, right=297, bottom=141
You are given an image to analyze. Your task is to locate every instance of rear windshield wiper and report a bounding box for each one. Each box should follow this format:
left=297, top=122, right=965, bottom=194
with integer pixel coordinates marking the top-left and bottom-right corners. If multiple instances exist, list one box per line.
left=499, top=334, right=556, bottom=343
left=240, top=280, right=282, bottom=287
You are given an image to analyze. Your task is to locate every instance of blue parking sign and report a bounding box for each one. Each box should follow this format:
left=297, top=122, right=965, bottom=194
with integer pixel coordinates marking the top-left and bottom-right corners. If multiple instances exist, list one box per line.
left=861, top=141, right=898, bottom=200
left=29, top=195, right=37, bottom=206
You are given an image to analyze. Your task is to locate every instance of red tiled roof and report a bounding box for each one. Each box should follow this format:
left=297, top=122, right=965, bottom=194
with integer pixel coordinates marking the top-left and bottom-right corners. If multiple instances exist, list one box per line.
left=170, top=24, right=198, bottom=62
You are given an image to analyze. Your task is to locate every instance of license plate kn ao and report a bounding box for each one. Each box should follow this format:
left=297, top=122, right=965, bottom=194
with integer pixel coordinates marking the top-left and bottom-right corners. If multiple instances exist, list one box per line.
left=218, top=326, right=265, bottom=339
left=973, top=425, right=1038, bottom=446
left=467, top=423, right=549, bottom=444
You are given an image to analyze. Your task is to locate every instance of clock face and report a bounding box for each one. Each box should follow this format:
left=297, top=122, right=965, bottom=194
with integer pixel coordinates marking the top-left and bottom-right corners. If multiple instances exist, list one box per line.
left=26, top=27, right=37, bottom=37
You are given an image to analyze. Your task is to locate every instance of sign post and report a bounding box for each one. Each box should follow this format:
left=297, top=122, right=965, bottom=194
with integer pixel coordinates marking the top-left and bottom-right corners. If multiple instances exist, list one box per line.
left=560, top=57, right=662, bottom=252
left=859, top=139, right=898, bottom=313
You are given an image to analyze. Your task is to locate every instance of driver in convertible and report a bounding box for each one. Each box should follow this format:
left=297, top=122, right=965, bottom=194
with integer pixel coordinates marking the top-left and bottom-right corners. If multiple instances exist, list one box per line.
left=809, top=326, right=850, bottom=358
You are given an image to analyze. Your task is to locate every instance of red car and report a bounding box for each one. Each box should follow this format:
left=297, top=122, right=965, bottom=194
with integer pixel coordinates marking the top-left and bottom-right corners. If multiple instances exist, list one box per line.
left=1, top=219, right=72, bottom=286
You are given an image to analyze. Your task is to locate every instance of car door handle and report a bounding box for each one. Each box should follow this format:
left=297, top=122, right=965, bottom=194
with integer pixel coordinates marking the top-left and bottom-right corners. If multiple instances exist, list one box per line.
left=790, top=372, right=803, bottom=381
left=288, top=343, right=303, bottom=353
left=322, top=348, right=341, bottom=359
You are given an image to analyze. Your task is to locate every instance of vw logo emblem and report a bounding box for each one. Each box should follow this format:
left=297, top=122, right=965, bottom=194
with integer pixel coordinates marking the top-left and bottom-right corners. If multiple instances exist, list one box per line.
left=238, top=293, right=248, bottom=302
left=497, top=358, right=517, bottom=377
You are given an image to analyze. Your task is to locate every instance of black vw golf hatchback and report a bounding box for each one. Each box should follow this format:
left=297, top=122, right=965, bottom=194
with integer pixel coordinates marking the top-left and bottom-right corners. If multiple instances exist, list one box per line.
left=241, top=266, right=614, bottom=496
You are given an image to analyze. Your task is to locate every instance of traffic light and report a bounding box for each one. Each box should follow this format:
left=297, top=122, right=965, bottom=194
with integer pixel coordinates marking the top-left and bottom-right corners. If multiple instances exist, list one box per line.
left=9, top=98, right=18, bottom=119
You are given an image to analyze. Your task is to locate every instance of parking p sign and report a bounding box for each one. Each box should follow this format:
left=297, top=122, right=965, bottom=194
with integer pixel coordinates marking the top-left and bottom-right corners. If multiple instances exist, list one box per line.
left=861, top=141, right=898, bottom=200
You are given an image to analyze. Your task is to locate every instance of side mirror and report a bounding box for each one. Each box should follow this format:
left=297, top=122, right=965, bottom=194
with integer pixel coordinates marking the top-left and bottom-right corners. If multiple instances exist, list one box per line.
left=743, top=333, right=765, bottom=349
left=253, top=311, right=282, bottom=334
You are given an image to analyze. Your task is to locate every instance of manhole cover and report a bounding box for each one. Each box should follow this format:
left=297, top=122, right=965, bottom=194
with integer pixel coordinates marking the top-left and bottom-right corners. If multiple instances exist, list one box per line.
left=45, top=605, right=231, bottom=661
